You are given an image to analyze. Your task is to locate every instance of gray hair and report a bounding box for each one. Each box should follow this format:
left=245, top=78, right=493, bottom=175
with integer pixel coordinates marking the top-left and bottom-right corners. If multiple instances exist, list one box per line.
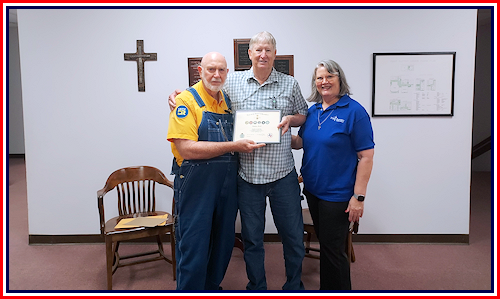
left=306, top=60, right=351, bottom=103
left=249, top=31, right=276, bottom=50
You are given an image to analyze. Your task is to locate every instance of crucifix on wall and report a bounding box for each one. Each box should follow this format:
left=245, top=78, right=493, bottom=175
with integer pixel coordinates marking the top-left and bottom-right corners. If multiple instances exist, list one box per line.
left=124, top=40, right=157, bottom=92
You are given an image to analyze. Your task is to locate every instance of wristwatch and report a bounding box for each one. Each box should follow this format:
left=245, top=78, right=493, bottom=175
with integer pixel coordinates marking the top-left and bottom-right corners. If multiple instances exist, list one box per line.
left=354, top=194, right=365, bottom=202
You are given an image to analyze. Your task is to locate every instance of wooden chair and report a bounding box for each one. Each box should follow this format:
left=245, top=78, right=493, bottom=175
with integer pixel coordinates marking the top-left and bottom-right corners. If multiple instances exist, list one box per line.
left=302, top=208, right=358, bottom=263
left=299, top=175, right=357, bottom=263
left=97, top=166, right=176, bottom=290
left=302, top=208, right=320, bottom=259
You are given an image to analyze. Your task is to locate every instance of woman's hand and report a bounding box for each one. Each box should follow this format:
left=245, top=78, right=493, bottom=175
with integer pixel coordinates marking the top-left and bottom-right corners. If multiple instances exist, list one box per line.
left=345, top=196, right=364, bottom=223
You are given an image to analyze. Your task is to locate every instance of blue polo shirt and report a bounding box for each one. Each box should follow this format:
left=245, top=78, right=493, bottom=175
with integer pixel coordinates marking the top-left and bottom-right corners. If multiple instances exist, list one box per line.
left=298, top=95, right=374, bottom=202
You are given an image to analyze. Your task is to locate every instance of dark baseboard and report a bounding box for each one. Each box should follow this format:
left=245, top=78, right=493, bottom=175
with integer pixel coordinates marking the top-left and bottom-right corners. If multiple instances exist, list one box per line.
left=8, top=154, right=25, bottom=159
left=29, top=234, right=104, bottom=244
left=264, top=233, right=468, bottom=244
left=28, top=234, right=174, bottom=245
left=352, top=234, right=469, bottom=244
left=28, top=233, right=469, bottom=245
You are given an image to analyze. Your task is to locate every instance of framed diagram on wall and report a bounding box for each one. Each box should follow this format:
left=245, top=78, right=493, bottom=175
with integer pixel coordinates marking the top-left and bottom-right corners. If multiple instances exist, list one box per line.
left=372, top=52, right=456, bottom=117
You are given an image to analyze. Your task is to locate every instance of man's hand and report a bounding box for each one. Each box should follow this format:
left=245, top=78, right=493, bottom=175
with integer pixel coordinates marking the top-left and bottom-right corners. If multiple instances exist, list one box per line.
left=291, top=135, right=303, bottom=149
left=234, top=139, right=266, bottom=153
left=169, top=89, right=182, bottom=111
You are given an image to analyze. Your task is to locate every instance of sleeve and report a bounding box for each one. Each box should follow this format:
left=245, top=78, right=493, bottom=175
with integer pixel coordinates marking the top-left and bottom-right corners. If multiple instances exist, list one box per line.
left=291, top=79, right=309, bottom=116
left=351, top=108, right=375, bottom=152
left=167, top=95, right=199, bottom=142
left=298, top=106, right=312, bottom=138
left=298, top=123, right=305, bottom=138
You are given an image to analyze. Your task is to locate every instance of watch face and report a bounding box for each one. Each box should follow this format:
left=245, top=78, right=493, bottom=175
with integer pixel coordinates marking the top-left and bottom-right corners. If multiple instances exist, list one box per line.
left=357, top=195, right=365, bottom=202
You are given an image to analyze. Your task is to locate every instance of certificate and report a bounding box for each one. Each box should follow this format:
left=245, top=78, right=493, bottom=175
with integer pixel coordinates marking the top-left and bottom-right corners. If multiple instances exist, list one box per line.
left=233, top=110, right=281, bottom=143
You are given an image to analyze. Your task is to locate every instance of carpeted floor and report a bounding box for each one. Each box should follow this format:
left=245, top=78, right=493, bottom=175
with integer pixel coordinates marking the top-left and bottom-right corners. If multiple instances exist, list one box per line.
left=6, top=157, right=493, bottom=293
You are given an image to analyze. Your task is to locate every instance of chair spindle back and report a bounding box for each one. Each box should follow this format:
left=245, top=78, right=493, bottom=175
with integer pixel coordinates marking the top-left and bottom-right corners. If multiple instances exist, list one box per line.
left=116, top=179, right=157, bottom=215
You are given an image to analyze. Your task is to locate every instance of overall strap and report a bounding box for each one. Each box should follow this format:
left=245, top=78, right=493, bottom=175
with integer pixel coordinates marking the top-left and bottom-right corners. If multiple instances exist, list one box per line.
left=187, top=87, right=205, bottom=108
left=188, top=87, right=230, bottom=112
left=222, top=91, right=231, bottom=111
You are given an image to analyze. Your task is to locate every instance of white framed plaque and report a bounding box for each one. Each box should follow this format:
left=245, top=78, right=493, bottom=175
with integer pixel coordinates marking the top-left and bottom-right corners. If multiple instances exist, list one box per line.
left=233, top=110, right=281, bottom=143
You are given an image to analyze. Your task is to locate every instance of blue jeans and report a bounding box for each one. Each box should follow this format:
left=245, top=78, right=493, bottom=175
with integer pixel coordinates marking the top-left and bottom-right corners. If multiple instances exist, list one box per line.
left=238, top=168, right=305, bottom=290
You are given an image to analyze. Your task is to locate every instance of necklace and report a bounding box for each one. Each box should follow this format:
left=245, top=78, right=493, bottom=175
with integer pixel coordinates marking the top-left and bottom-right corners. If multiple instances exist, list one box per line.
left=317, top=108, right=335, bottom=130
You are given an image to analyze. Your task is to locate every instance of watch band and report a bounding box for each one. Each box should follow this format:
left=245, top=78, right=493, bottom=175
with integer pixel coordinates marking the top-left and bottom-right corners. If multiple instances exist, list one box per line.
left=354, top=194, right=365, bottom=201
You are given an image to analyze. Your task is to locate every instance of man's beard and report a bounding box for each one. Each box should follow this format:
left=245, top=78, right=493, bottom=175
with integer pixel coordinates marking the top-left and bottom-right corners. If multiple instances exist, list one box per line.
left=202, top=74, right=222, bottom=92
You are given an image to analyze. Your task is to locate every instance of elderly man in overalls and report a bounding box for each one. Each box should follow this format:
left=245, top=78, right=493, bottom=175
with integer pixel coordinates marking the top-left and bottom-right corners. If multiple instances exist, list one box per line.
left=167, top=52, right=265, bottom=290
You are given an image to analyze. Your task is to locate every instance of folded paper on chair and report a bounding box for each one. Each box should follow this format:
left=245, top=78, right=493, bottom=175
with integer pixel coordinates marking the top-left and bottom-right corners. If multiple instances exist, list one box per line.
left=114, top=214, right=169, bottom=229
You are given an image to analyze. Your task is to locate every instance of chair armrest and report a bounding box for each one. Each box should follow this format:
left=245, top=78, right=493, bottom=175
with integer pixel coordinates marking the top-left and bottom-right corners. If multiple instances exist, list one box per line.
left=353, top=221, right=359, bottom=234
left=97, top=190, right=107, bottom=235
left=97, top=187, right=108, bottom=198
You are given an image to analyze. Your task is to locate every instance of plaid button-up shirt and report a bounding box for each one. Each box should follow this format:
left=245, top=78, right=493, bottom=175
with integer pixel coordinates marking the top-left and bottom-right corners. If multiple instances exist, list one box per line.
left=224, top=68, right=308, bottom=184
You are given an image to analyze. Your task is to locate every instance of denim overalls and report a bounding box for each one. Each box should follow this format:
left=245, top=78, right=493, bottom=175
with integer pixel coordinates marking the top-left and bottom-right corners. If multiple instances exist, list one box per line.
left=172, top=87, right=238, bottom=290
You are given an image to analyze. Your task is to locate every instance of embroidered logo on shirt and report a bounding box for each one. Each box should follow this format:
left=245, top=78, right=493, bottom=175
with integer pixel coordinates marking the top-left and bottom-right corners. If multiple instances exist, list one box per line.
left=176, top=106, right=188, bottom=118
left=330, top=116, right=345, bottom=123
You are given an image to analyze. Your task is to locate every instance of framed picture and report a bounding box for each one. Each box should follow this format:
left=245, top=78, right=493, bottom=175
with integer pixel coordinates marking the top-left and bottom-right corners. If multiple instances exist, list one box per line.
left=234, top=39, right=251, bottom=71
left=188, top=57, right=202, bottom=86
left=372, top=52, right=456, bottom=117
left=274, top=55, right=294, bottom=76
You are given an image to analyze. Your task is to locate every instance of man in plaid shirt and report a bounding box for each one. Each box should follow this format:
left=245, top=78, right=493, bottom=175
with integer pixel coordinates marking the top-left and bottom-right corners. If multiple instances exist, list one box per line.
left=225, top=31, right=307, bottom=290
left=169, top=31, right=307, bottom=290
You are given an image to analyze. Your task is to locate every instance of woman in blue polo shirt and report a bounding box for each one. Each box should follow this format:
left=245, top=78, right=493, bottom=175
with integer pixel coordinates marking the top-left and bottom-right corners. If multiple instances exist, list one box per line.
left=292, top=60, right=375, bottom=290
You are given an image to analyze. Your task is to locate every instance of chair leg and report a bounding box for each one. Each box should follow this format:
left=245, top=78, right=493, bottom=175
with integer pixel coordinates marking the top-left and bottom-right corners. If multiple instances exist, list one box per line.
left=113, top=241, right=121, bottom=261
left=105, top=238, right=113, bottom=290
left=156, top=235, right=166, bottom=258
left=170, top=230, right=176, bottom=280
left=350, top=239, right=356, bottom=263
left=346, top=232, right=355, bottom=264
left=305, top=229, right=312, bottom=253
left=234, top=236, right=244, bottom=252
left=112, top=241, right=120, bottom=274
left=155, top=234, right=177, bottom=281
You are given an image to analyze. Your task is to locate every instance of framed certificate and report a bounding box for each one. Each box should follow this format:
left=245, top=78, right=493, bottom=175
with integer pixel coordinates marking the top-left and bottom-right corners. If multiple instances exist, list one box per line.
left=233, top=110, right=281, bottom=143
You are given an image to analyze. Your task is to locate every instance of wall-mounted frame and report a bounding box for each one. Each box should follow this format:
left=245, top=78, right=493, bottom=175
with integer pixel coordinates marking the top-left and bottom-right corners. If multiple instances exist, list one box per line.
left=188, top=57, right=202, bottom=86
left=234, top=39, right=251, bottom=71
left=274, top=55, right=294, bottom=76
left=372, top=52, right=456, bottom=117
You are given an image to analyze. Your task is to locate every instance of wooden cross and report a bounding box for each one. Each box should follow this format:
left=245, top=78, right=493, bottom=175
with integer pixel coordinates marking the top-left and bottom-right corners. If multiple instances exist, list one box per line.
left=124, top=40, right=157, bottom=92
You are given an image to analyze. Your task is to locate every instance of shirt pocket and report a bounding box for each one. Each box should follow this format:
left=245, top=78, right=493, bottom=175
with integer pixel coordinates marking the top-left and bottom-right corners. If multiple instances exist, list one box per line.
left=274, top=95, right=293, bottom=116
left=207, top=119, right=225, bottom=142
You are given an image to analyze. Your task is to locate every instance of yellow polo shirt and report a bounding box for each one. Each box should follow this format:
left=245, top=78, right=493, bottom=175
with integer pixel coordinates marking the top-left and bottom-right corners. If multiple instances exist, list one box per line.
left=167, top=81, right=230, bottom=166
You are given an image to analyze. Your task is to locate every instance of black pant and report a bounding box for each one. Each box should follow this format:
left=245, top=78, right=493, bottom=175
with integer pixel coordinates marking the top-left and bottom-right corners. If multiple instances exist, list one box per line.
left=303, top=188, right=351, bottom=290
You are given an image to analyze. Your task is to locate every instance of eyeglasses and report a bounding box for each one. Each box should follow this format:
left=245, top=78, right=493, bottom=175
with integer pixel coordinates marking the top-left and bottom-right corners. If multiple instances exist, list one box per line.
left=315, top=73, right=339, bottom=82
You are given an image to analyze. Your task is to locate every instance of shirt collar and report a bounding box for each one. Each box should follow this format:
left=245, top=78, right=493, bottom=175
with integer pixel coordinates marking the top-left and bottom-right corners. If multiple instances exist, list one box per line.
left=315, top=94, right=351, bottom=111
left=246, top=67, right=279, bottom=85
left=197, top=81, right=224, bottom=107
